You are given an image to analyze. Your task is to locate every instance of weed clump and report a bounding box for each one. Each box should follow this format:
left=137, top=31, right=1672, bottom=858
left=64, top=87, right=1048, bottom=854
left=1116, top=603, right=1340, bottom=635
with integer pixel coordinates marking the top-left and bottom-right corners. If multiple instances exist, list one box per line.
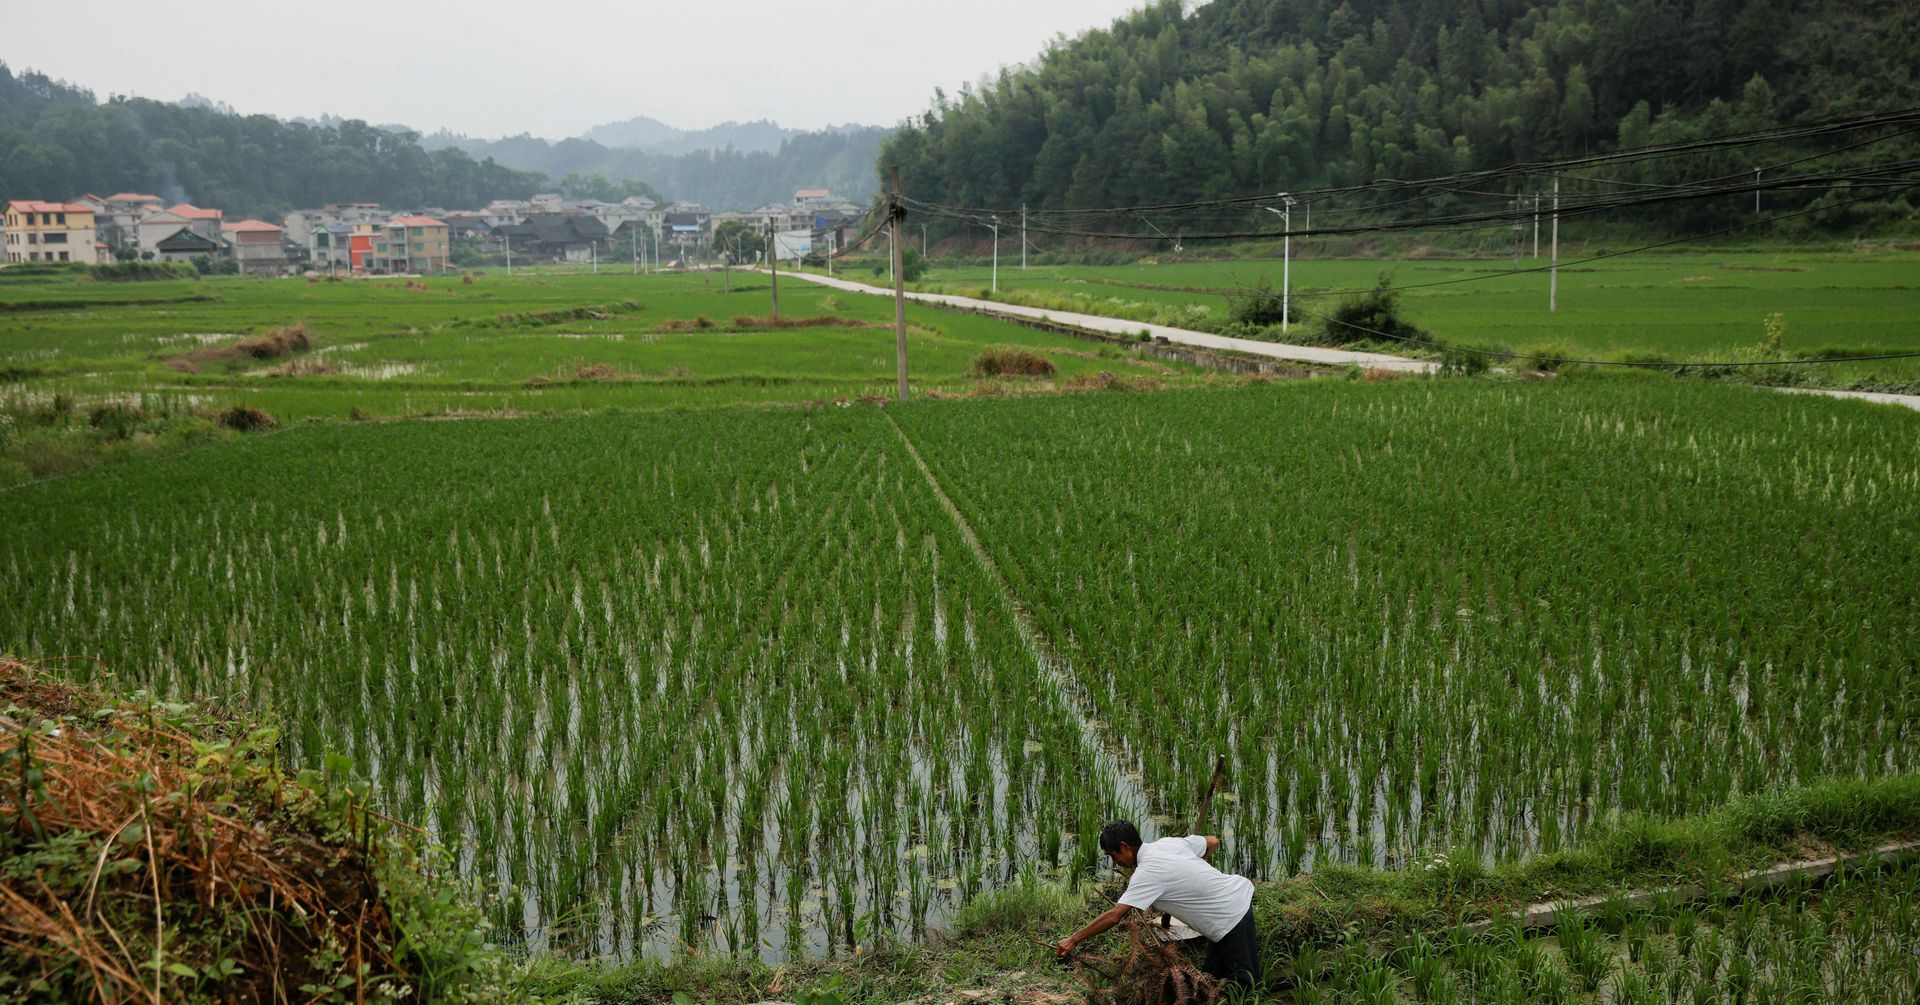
left=215, top=404, right=278, bottom=431
left=975, top=348, right=1058, bottom=377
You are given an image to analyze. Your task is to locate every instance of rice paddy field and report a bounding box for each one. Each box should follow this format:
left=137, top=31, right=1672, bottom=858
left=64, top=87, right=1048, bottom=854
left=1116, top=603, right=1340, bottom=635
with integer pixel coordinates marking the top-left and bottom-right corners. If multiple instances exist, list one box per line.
left=0, top=267, right=1206, bottom=422
left=1305, top=860, right=1920, bottom=1004
left=4, top=370, right=1916, bottom=973
left=902, top=248, right=1920, bottom=387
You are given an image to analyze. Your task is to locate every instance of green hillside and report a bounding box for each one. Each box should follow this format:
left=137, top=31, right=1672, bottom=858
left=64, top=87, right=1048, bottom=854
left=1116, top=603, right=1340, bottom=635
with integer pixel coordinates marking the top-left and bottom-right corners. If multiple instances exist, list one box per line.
left=881, top=0, right=1920, bottom=235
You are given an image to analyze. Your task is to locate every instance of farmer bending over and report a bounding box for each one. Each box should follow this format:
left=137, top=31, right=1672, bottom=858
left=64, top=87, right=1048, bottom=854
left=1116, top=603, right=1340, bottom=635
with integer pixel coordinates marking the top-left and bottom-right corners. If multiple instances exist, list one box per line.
left=1055, top=820, right=1259, bottom=990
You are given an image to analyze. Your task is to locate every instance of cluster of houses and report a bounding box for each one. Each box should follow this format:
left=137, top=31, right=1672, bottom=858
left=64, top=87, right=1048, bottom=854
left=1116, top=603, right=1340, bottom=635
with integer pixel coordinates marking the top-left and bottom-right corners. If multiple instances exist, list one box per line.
left=2, top=186, right=865, bottom=277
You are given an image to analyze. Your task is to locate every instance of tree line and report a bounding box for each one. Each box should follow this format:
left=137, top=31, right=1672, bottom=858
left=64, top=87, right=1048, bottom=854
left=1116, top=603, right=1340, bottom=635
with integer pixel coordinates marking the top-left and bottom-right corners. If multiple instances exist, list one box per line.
left=0, top=64, right=542, bottom=218
left=879, top=0, right=1920, bottom=237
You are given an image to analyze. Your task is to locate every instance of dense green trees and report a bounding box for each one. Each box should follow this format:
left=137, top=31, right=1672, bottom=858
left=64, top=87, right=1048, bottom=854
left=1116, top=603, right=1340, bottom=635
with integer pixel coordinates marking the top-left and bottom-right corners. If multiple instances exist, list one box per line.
left=0, top=65, right=544, bottom=217
left=880, top=0, right=1920, bottom=234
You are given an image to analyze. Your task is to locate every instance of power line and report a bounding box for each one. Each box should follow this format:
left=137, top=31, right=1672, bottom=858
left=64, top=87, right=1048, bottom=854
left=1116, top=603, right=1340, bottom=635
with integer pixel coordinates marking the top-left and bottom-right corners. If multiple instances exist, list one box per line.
left=905, top=107, right=1920, bottom=220
left=1144, top=185, right=1920, bottom=368
left=903, top=160, right=1920, bottom=243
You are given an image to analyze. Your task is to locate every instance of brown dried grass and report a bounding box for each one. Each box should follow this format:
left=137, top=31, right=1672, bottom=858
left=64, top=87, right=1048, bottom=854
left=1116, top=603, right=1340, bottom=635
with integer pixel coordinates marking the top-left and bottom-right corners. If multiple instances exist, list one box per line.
left=168, top=324, right=313, bottom=372
left=1064, top=911, right=1222, bottom=1005
left=975, top=347, right=1058, bottom=378
left=0, top=659, right=405, bottom=1003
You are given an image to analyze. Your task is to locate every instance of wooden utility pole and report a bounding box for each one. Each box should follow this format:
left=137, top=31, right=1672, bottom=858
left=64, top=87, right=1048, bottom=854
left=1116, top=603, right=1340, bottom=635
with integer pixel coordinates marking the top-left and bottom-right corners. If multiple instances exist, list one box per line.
left=890, top=166, right=909, bottom=402
left=767, top=215, right=779, bottom=322
left=1550, top=176, right=1560, bottom=313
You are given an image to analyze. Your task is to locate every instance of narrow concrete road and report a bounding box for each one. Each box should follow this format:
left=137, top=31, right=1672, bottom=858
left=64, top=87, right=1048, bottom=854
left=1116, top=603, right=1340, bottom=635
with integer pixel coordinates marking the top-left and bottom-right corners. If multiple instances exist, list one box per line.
left=1773, top=387, right=1920, bottom=413
left=774, top=269, right=1920, bottom=413
left=773, top=268, right=1436, bottom=372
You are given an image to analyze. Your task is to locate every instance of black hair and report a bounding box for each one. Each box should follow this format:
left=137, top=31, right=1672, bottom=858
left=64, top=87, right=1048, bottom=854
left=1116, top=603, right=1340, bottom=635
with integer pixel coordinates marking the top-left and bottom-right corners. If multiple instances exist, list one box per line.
left=1099, top=819, right=1142, bottom=854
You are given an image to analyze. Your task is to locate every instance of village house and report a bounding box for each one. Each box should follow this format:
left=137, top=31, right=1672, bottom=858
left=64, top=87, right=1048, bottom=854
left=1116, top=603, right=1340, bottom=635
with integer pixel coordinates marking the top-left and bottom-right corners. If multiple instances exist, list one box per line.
left=222, top=219, right=290, bottom=275
left=3, top=200, right=103, bottom=263
left=372, top=215, right=450, bottom=273
left=492, top=212, right=610, bottom=264
left=138, top=204, right=226, bottom=256
left=73, top=193, right=164, bottom=249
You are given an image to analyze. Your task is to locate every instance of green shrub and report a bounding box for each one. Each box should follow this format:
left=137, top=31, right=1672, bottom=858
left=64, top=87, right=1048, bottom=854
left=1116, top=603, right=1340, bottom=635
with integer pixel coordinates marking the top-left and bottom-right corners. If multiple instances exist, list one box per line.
left=1320, top=274, right=1428, bottom=348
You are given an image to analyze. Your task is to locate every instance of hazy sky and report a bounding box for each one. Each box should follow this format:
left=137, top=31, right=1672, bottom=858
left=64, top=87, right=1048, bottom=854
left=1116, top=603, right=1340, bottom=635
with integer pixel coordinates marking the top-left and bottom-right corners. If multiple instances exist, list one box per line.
left=1, top=0, right=1149, bottom=138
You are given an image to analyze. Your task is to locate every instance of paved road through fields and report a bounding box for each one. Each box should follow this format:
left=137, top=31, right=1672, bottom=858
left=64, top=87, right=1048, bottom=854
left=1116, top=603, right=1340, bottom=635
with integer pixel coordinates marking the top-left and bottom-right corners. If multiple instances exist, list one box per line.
left=771, top=268, right=1437, bottom=372
left=770, top=269, right=1920, bottom=413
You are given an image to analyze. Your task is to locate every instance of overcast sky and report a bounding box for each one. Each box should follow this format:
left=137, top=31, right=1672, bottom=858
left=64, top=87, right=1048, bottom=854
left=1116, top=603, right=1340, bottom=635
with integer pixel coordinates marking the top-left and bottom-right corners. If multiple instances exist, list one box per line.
left=1, top=0, right=1149, bottom=138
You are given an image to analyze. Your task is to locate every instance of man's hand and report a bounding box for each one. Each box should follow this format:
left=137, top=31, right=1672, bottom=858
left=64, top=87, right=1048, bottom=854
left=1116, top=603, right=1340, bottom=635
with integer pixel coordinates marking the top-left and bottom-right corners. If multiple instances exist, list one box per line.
left=1054, top=936, right=1077, bottom=958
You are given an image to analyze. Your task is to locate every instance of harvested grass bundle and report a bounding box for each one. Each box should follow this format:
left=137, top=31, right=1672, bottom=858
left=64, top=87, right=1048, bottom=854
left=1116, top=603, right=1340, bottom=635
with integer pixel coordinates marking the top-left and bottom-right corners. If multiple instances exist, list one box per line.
left=654, top=316, right=717, bottom=331
left=1064, top=911, right=1221, bottom=1005
left=0, top=660, right=456, bottom=1003
left=168, top=324, right=312, bottom=373
left=976, top=347, right=1058, bottom=377
left=214, top=404, right=277, bottom=431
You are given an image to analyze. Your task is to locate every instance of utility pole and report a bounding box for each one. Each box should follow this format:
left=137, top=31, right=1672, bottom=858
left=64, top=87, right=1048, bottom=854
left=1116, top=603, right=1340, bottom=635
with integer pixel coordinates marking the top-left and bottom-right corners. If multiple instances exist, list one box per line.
left=632, top=226, right=638, bottom=275
left=890, top=166, right=909, bottom=402
left=989, top=216, right=1000, bottom=293
left=722, top=238, right=731, bottom=293
left=505, top=233, right=512, bottom=276
left=920, top=224, right=927, bottom=257
left=591, top=241, right=597, bottom=274
left=1282, top=196, right=1292, bottom=333
left=1754, top=168, right=1762, bottom=214
left=1533, top=192, right=1540, bottom=258
left=1550, top=176, right=1560, bottom=314
left=1262, top=196, right=1293, bottom=333
left=1021, top=204, right=1027, bottom=271
left=767, top=216, right=779, bottom=321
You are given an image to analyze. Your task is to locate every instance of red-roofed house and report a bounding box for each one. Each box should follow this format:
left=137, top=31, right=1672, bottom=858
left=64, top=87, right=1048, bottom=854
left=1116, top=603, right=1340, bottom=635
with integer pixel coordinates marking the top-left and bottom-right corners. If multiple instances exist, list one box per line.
left=222, top=219, right=289, bottom=275
left=373, top=215, right=450, bottom=273
left=4, top=200, right=101, bottom=263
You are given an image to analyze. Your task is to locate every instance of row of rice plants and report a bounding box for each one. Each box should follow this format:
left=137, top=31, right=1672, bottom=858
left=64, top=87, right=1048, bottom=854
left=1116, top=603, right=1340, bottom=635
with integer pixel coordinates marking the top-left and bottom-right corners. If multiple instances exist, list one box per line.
left=1301, top=860, right=1919, bottom=1003
left=0, top=409, right=1117, bottom=960
left=894, top=379, right=1920, bottom=875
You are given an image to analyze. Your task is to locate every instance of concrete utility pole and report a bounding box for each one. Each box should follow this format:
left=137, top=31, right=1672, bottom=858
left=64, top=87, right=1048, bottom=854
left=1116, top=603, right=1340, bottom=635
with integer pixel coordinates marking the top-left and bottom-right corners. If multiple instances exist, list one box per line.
left=1550, top=176, right=1560, bottom=313
left=1533, top=192, right=1541, bottom=258
left=767, top=216, right=779, bottom=321
left=988, top=216, right=1000, bottom=293
left=1262, top=196, right=1294, bottom=333
left=890, top=166, right=909, bottom=402
left=1021, top=204, right=1027, bottom=271
left=591, top=241, right=598, bottom=274
left=632, top=227, right=638, bottom=275
left=505, top=233, right=512, bottom=276
left=1754, top=168, right=1762, bottom=214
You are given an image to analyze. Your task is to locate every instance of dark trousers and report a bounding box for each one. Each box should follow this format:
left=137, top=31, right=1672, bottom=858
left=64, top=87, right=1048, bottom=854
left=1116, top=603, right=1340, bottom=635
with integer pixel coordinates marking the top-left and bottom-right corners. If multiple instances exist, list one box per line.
left=1203, top=907, right=1259, bottom=990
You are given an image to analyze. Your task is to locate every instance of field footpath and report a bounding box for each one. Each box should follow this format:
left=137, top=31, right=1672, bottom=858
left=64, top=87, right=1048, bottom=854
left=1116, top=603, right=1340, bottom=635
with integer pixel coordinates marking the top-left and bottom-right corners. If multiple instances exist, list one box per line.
left=772, top=269, right=1437, bottom=373
left=883, top=409, right=1152, bottom=820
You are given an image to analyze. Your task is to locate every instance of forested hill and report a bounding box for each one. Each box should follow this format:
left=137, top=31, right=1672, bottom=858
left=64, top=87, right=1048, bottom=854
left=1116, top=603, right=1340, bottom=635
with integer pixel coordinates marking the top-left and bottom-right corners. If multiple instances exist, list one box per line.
left=0, top=65, right=544, bottom=218
left=880, top=0, right=1920, bottom=222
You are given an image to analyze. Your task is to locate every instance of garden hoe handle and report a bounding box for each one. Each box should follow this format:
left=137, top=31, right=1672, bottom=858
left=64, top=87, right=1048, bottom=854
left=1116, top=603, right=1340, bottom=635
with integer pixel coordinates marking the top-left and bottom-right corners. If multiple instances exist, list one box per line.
left=1164, top=754, right=1230, bottom=929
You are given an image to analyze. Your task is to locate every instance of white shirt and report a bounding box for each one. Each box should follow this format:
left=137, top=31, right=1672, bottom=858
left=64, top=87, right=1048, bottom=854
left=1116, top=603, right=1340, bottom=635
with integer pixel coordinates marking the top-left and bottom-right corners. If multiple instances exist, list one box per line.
left=1116, top=835, right=1254, bottom=942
